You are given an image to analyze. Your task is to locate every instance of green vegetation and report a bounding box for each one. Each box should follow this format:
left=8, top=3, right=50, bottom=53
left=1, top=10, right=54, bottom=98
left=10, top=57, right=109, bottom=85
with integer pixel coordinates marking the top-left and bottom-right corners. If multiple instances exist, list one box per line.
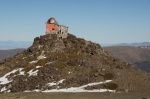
left=51, top=62, right=67, bottom=69
left=89, top=69, right=98, bottom=75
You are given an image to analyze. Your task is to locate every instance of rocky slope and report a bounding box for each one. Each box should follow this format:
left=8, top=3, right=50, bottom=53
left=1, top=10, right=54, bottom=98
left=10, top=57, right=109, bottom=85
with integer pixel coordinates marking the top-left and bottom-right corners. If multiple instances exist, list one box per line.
left=0, top=34, right=150, bottom=93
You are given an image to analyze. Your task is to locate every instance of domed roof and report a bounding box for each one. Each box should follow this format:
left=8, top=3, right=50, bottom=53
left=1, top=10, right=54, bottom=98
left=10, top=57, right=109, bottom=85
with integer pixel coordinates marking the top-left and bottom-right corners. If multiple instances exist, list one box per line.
left=46, top=17, right=58, bottom=25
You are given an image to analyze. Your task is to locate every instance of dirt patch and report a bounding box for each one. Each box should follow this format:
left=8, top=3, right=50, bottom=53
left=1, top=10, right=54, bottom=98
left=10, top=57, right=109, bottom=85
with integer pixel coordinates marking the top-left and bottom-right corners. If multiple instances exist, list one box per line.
left=0, top=92, right=150, bottom=99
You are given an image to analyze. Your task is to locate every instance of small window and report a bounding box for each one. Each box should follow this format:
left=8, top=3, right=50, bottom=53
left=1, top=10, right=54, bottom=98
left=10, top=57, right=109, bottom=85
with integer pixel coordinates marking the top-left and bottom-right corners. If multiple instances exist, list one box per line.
left=52, top=28, right=55, bottom=30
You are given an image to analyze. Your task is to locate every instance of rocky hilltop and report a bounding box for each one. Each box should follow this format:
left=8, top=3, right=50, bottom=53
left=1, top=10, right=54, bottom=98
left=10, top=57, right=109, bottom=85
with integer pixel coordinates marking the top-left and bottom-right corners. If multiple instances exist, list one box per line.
left=0, top=34, right=150, bottom=93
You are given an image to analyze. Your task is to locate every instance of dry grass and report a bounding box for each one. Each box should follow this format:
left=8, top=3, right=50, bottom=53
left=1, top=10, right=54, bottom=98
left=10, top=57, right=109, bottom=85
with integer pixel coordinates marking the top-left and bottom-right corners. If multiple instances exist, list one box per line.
left=103, top=46, right=150, bottom=64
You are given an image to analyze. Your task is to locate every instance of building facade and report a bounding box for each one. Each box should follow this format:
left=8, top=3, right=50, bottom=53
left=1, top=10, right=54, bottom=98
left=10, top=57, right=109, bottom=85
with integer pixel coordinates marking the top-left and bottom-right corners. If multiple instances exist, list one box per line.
left=45, top=18, right=68, bottom=38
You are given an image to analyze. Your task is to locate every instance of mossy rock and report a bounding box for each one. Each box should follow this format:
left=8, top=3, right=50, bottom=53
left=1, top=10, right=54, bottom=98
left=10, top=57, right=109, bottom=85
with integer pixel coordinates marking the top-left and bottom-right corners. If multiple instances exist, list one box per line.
left=103, top=73, right=114, bottom=80
left=104, top=82, right=118, bottom=90
left=14, top=70, right=20, bottom=75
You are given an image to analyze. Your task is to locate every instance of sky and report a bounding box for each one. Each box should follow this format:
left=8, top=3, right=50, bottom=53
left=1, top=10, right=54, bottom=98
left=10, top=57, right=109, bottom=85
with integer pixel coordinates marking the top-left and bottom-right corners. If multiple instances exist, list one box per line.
left=0, top=0, right=150, bottom=45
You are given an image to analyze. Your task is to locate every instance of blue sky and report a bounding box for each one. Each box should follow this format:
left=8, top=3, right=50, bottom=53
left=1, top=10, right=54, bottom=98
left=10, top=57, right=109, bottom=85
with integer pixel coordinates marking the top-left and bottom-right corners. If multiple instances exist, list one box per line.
left=0, top=0, right=150, bottom=44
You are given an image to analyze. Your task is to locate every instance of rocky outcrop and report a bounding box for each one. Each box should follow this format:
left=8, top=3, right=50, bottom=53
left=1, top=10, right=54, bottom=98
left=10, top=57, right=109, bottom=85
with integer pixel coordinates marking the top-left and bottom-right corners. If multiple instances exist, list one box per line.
left=0, top=33, right=150, bottom=93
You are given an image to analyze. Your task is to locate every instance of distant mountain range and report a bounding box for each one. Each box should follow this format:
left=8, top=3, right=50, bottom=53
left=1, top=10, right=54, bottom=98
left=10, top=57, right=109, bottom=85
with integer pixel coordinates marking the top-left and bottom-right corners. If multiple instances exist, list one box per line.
left=0, top=40, right=32, bottom=49
left=101, top=42, right=150, bottom=47
left=116, top=42, right=150, bottom=46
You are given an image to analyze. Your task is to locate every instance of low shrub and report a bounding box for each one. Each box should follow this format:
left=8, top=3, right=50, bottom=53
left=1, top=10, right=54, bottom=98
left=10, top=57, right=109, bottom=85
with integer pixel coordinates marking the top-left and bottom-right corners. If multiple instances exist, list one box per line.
left=104, top=82, right=118, bottom=90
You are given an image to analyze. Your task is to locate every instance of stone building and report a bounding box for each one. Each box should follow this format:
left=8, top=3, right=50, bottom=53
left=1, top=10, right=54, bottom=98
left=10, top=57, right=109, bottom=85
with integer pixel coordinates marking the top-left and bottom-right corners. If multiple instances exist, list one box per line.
left=45, top=18, right=68, bottom=38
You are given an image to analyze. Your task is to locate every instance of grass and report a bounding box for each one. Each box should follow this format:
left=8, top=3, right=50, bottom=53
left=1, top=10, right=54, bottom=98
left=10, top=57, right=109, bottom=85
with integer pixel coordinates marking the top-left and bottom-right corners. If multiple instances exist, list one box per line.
left=89, top=69, right=98, bottom=76
left=23, top=65, right=35, bottom=73
left=35, top=59, right=47, bottom=66
left=51, top=62, right=67, bottom=69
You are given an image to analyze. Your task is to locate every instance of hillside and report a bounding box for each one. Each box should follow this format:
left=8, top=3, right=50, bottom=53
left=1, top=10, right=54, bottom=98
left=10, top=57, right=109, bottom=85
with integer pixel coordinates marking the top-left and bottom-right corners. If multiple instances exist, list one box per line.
left=104, top=46, right=150, bottom=72
left=116, top=42, right=150, bottom=46
left=0, top=49, right=25, bottom=61
left=0, top=34, right=150, bottom=94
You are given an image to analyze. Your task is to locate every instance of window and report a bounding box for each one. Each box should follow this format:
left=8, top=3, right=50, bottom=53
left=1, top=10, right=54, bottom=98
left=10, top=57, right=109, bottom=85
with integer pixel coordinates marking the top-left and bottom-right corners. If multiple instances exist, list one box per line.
left=52, top=28, right=55, bottom=30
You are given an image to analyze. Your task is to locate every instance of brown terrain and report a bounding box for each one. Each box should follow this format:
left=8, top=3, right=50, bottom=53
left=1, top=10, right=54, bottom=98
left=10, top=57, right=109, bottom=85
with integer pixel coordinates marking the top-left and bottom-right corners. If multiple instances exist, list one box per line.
left=104, top=46, right=150, bottom=72
left=0, top=34, right=150, bottom=98
left=0, top=92, right=150, bottom=99
left=0, top=49, right=25, bottom=61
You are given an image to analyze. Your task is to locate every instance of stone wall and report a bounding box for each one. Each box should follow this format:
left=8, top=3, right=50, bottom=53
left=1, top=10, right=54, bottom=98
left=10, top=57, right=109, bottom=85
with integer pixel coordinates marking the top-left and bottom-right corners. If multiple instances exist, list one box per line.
left=58, top=25, right=68, bottom=38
